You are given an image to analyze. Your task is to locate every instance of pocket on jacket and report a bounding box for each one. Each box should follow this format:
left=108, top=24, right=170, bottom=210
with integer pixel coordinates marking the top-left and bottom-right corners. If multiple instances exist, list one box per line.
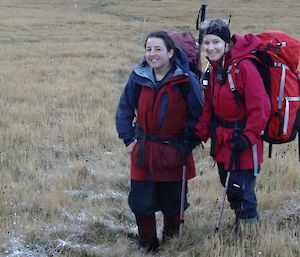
left=151, top=143, right=183, bottom=171
left=131, top=141, right=150, bottom=169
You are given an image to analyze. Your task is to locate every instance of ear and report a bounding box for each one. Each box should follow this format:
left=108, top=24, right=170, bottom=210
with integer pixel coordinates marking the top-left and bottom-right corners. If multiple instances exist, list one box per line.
left=168, top=49, right=174, bottom=59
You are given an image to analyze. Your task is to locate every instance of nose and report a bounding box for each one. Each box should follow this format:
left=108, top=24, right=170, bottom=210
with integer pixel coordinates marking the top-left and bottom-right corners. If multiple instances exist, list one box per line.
left=149, top=48, right=156, bottom=55
left=206, top=43, right=214, bottom=51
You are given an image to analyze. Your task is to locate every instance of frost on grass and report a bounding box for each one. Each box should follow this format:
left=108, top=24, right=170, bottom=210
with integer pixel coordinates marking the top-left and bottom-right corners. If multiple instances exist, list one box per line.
left=4, top=236, right=47, bottom=257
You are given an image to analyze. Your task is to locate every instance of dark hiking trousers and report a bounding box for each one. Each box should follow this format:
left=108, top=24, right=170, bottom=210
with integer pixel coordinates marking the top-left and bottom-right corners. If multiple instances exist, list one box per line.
left=128, top=180, right=189, bottom=217
left=218, top=163, right=259, bottom=219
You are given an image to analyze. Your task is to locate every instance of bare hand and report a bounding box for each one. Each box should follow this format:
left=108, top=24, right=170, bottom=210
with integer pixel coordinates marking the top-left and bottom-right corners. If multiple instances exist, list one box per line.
left=126, top=140, right=137, bottom=154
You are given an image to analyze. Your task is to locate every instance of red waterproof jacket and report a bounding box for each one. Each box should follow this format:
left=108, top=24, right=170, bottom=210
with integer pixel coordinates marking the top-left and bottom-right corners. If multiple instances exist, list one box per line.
left=131, top=75, right=196, bottom=181
left=195, top=34, right=271, bottom=171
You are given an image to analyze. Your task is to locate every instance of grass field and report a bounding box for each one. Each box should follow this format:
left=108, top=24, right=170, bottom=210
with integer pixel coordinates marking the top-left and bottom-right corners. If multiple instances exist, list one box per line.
left=0, top=0, right=299, bottom=256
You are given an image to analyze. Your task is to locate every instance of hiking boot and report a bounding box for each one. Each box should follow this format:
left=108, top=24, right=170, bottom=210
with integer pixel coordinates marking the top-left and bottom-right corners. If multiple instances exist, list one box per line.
left=138, top=235, right=159, bottom=254
left=135, top=214, right=159, bottom=253
left=162, top=213, right=180, bottom=242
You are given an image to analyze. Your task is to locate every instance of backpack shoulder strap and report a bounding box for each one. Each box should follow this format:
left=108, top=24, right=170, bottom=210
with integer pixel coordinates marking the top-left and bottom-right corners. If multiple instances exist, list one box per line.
left=227, top=54, right=259, bottom=103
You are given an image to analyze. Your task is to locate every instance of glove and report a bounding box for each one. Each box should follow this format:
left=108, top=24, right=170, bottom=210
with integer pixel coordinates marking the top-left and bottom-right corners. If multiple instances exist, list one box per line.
left=183, top=127, right=201, bottom=152
left=231, top=133, right=250, bottom=152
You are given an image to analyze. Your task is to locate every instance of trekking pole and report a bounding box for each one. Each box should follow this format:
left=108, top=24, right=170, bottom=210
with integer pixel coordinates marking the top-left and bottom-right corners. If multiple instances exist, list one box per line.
left=298, top=128, right=300, bottom=162
left=214, top=151, right=235, bottom=233
left=179, top=129, right=190, bottom=239
left=215, top=126, right=239, bottom=232
left=179, top=159, right=187, bottom=239
left=196, top=4, right=207, bottom=79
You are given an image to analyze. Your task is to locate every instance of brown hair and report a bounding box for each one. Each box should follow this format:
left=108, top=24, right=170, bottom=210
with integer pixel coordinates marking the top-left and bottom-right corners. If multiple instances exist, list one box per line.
left=144, top=31, right=176, bottom=65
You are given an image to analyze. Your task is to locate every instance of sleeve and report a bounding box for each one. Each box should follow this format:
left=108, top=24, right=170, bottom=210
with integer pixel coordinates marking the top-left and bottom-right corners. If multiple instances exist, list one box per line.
left=115, top=73, right=138, bottom=146
left=183, top=72, right=204, bottom=150
left=238, top=60, right=271, bottom=144
left=186, top=72, right=204, bottom=128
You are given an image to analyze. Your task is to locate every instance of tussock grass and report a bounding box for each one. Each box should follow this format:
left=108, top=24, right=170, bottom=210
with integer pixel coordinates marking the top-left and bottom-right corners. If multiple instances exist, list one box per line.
left=0, top=0, right=299, bottom=256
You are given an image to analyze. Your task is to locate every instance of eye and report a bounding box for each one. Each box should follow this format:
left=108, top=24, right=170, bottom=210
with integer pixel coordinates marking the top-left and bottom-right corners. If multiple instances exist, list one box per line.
left=213, top=39, right=222, bottom=44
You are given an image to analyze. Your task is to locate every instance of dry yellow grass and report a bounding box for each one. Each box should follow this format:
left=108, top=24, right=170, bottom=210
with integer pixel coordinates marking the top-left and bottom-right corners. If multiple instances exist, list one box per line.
left=0, top=0, right=299, bottom=256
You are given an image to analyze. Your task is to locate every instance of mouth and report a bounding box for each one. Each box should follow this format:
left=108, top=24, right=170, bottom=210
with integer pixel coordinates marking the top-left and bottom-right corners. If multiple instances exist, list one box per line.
left=207, top=51, right=216, bottom=56
left=207, top=52, right=219, bottom=60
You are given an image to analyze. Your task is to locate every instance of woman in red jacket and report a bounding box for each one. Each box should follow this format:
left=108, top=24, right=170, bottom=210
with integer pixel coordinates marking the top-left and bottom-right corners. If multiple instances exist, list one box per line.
left=116, top=31, right=203, bottom=252
left=195, top=20, right=271, bottom=228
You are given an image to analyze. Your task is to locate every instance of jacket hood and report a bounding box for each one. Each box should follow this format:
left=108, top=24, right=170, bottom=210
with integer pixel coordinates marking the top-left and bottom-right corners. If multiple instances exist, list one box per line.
left=133, top=46, right=190, bottom=83
left=227, top=34, right=261, bottom=61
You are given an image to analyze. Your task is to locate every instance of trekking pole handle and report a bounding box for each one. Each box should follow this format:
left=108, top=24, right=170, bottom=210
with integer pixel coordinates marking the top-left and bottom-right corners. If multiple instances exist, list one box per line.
left=196, top=4, right=207, bottom=31
left=196, top=4, right=207, bottom=76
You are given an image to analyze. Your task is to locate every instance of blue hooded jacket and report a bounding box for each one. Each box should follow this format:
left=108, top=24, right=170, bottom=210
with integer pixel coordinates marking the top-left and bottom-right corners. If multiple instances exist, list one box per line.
left=116, top=46, right=204, bottom=146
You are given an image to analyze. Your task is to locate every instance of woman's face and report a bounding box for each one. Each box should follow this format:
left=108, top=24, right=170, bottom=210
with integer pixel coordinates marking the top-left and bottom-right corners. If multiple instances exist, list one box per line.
left=145, top=37, right=174, bottom=74
left=203, top=34, right=226, bottom=62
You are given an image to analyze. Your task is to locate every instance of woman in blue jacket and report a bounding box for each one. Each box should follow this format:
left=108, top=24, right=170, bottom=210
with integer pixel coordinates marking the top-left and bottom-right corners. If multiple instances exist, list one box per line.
left=116, top=31, right=203, bottom=252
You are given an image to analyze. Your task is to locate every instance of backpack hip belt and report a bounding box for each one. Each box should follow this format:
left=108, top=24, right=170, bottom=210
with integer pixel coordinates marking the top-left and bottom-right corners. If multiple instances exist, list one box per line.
left=210, top=115, right=246, bottom=158
left=135, top=125, right=183, bottom=168
left=215, top=116, right=246, bottom=129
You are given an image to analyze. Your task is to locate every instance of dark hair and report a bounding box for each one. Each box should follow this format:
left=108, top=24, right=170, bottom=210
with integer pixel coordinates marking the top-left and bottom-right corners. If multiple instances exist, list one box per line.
left=144, top=31, right=176, bottom=65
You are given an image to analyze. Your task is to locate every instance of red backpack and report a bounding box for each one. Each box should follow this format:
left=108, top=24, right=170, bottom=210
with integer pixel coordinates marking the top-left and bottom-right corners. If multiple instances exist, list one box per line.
left=167, top=31, right=199, bottom=76
left=227, top=31, right=300, bottom=158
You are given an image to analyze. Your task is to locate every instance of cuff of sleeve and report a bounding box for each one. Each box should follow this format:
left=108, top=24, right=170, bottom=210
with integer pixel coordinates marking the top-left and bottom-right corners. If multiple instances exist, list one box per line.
left=124, top=138, right=134, bottom=147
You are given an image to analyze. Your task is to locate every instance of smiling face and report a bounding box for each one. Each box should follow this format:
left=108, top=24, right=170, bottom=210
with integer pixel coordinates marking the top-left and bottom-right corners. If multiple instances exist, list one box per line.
left=203, top=34, right=226, bottom=62
left=145, top=37, right=174, bottom=76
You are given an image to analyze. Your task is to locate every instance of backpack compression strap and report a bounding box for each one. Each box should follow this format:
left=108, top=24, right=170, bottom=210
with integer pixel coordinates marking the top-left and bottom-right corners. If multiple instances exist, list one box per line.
left=230, top=57, right=300, bottom=137
left=228, top=56, right=300, bottom=160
